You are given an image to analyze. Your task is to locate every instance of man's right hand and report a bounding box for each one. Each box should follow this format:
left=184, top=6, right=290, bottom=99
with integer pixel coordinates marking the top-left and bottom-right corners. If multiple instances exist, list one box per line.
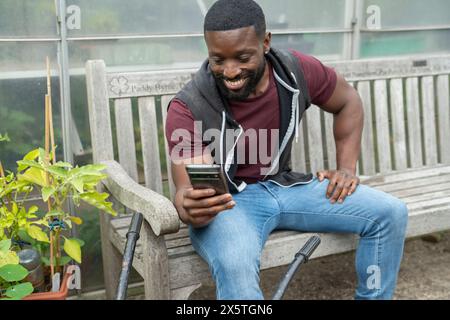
left=175, top=188, right=235, bottom=228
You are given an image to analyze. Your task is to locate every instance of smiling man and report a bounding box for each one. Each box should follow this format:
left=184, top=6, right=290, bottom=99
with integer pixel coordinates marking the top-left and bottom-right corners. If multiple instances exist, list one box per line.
left=165, top=0, right=408, bottom=300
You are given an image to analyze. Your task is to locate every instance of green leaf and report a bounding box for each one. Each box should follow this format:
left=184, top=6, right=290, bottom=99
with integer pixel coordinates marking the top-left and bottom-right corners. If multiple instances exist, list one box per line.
left=5, top=282, right=34, bottom=299
left=23, top=149, right=40, bottom=161
left=63, top=237, right=81, bottom=263
left=0, top=239, right=11, bottom=252
left=38, top=148, right=46, bottom=163
left=72, top=237, right=85, bottom=247
left=28, top=206, right=39, bottom=215
left=18, top=167, right=46, bottom=187
left=79, top=164, right=106, bottom=173
left=0, top=264, right=29, bottom=282
left=68, top=216, right=83, bottom=225
left=80, top=192, right=117, bottom=216
left=26, top=225, right=50, bottom=243
left=0, top=133, right=10, bottom=142
left=16, top=160, right=44, bottom=172
left=71, top=177, right=84, bottom=193
left=17, top=229, right=36, bottom=246
left=41, top=186, right=56, bottom=202
left=46, top=165, right=68, bottom=178
left=0, top=250, right=19, bottom=267
left=54, top=161, right=73, bottom=168
left=12, top=202, right=18, bottom=214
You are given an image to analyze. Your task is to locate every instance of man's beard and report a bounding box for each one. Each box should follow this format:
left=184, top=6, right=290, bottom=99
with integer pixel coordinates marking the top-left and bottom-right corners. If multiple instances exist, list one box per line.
left=213, top=58, right=266, bottom=101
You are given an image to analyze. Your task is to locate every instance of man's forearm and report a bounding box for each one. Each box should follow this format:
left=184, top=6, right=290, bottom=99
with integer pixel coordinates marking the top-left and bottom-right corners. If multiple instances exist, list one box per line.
left=333, top=93, right=364, bottom=175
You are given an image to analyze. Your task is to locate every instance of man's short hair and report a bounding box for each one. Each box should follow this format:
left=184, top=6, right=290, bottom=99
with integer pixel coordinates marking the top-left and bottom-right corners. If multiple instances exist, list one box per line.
left=204, top=0, right=266, bottom=39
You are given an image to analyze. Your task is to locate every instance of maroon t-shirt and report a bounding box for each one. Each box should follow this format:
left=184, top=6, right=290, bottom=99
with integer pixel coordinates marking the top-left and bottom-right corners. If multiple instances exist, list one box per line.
left=165, top=50, right=337, bottom=183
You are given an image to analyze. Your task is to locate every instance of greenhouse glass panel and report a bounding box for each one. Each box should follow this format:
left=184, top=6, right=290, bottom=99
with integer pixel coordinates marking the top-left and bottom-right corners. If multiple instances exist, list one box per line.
left=0, top=0, right=58, bottom=37
left=68, top=37, right=207, bottom=70
left=360, top=29, right=450, bottom=58
left=0, top=43, right=62, bottom=171
left=363, top=0, right=450, bottom=28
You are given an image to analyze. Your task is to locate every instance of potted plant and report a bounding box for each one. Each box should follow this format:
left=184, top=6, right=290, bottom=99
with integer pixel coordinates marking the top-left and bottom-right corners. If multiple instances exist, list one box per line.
left=0, top=239, right=33, bottom=300
left=0, top=59, right=117, bottom=299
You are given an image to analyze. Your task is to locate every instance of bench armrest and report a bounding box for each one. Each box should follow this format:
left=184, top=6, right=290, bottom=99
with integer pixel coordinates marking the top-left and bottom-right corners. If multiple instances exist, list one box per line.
left=101, top=160, right=180, bottom=236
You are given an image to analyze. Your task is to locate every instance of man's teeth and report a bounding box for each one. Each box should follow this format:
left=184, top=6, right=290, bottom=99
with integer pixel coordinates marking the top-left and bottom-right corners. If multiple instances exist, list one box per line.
left=225, top=79, right=244, bottom=86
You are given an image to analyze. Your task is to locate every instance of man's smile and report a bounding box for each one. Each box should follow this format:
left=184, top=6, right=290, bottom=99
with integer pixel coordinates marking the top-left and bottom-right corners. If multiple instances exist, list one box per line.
left=224, top=77, right=248, bottom=91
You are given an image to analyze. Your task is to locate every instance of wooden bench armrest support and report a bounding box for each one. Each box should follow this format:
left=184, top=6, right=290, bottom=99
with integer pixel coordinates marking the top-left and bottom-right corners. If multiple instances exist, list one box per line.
left=101, top=160, right=180, bottom=236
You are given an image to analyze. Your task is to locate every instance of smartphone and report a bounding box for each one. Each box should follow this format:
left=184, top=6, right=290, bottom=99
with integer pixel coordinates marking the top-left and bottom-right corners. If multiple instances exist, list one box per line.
left=185, top=164, right=229, bottom=195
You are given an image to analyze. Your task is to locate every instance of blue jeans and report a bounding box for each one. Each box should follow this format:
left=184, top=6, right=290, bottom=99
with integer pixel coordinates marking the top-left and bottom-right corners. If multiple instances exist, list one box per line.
left=189, top=178, right=408, bottom=300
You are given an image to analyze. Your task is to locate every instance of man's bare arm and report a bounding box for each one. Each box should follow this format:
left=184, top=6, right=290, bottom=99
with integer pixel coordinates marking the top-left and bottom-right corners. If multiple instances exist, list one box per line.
left=316, top=72, right=364, bottom=203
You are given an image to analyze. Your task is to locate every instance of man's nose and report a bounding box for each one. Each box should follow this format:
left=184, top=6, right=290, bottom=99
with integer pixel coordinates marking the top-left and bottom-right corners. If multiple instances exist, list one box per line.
left=223, top=62, right=241, bottom=79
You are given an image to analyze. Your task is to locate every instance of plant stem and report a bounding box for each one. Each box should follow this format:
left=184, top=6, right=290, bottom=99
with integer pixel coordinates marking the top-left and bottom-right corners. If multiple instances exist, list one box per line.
left=49, top=231, right=54, bottom=279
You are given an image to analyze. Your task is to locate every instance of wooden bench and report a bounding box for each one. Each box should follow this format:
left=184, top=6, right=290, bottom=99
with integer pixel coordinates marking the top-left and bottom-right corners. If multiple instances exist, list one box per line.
left=85, top=54, right=450, bottom=299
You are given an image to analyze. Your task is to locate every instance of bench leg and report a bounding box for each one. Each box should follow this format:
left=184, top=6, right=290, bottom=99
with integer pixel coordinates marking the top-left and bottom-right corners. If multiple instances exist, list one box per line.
left=99, top=213, right=122, bottom=300
left=141, top=220, right=171, bottom=299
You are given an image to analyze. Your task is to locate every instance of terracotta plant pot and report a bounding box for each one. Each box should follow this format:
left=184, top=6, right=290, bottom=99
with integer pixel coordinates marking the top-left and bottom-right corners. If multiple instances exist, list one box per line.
left=22, top=270, right=71, bottom=300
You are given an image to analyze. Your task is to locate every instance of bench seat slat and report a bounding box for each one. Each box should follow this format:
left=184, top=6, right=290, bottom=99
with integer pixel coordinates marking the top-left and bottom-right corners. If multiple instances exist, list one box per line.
left=375, top=173, right=450, bottom=193
left=361, top=164, right=450, bottom=186
left=390, top=181, right=450, bottom=199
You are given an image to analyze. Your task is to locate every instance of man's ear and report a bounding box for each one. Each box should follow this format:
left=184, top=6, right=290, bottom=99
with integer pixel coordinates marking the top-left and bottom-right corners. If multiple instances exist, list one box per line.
left=263, top=32, right=272, bottom=53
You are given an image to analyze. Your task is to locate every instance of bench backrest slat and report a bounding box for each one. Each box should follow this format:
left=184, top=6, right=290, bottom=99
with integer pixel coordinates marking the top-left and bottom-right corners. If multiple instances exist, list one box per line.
left=86, top=60, right=114, bottom=163
left=290, top=121, right=307, bottom=173
left=406, top=77, right=424, bottom=168
left=357, top=81, right=377, bottom=175
left=305, top=105, right=324, bottom=174
left=138, top=97, right=163, bottom=194
left=161, top=95, right=177, bottom=201
left=374, top=79, right=392, bottom=173
left=421, top=76, right=439, bottom=166
left=323, top=111, right=336, bottom=170
left=114, top=98, right=139, bottom=181
left=437, top=75, right=450, bottom=164
left=390, top=78, right=408, bottom=171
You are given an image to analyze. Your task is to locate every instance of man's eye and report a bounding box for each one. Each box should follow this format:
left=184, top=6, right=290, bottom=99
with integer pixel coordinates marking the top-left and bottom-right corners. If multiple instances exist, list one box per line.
left=239, top=56, right=250, bottom=63
left=211, top=58, right=223, bottom=65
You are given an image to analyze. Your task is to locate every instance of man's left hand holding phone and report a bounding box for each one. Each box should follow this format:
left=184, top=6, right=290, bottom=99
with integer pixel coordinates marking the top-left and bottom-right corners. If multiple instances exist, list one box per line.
left=172, top=155, right=235, bottom=228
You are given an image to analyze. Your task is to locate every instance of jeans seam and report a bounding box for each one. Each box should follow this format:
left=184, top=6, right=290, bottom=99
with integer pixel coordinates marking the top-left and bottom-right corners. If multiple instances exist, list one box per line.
left=259, top=214, right=281, bottom=251
left=281, top=209, right=382, bottom=230
left=257, top=182, right=282, bottom=251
